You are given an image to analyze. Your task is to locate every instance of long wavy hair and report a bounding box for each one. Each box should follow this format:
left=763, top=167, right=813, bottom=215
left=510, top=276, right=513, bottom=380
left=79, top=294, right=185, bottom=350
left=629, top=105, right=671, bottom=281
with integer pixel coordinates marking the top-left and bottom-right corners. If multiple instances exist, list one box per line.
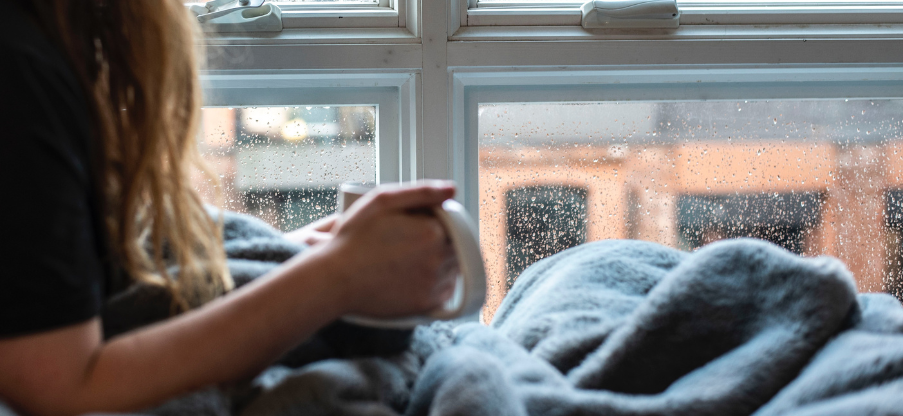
left=29, top=0, right=233, bottom=311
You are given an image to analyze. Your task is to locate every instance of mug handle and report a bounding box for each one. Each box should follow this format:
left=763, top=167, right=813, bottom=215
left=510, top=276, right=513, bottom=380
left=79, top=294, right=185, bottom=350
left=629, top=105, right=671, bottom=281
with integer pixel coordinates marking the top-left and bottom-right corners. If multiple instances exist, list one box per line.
left=341, top=199, right=488, bottom=329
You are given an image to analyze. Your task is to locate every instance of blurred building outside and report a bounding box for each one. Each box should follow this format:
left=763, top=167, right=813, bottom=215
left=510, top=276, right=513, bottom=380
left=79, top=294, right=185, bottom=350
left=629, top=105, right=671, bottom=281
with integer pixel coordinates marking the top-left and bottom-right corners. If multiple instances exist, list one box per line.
left=195, top=100, right=903, bottom=323
left=194, top=106, right=377, bottom=233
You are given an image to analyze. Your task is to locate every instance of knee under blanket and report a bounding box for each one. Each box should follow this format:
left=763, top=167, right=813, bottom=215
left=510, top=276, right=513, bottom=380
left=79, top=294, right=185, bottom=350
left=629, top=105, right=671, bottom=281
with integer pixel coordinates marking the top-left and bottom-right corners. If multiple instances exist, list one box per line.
left=241, top=238, right=903, bottom=416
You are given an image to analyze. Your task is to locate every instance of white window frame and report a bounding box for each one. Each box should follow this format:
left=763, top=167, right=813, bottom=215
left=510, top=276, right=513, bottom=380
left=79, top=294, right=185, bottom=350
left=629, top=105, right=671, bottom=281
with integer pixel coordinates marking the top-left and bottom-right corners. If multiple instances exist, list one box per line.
left=276, top=0, right=403, bottom=29
left=201, top=0, right=903, bottom=218
left=461, top=0, right=903, bottom=29
left=190, top=0, right=416, bottom=32
left=197, top=0, right=903, bottom=322
left=680, top=1, right=903, bottom=25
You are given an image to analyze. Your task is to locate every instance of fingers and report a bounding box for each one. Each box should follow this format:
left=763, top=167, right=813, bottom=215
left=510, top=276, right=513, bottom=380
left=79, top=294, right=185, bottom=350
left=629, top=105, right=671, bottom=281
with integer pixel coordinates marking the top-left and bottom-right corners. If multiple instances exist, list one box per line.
left=326, top=180, right=461, bottom=317
left=354, top=181, right=455, bottom=220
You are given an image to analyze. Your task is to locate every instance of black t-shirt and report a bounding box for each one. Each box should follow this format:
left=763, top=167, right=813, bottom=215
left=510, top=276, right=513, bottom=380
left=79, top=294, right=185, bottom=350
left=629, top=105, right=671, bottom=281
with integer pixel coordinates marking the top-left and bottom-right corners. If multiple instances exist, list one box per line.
left=0, top=5, right=112, bottom=337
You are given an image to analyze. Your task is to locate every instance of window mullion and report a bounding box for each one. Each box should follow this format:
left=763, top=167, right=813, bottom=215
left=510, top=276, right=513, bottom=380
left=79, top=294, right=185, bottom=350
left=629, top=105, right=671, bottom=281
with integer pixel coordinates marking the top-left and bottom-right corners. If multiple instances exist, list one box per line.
left=420, top=0, right=451, bottom=182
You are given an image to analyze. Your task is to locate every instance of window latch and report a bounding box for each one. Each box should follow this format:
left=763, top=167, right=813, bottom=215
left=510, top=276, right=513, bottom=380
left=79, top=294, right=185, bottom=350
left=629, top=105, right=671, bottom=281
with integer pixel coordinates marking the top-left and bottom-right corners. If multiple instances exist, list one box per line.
left=190, top=0, right=283, bottom=33
left=581, top=0, right=680, bottom=29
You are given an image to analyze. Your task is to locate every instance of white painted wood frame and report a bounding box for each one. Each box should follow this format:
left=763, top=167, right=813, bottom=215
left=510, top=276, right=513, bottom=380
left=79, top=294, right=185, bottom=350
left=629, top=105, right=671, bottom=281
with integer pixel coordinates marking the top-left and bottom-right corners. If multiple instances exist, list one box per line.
left=463, top=0, right=903, bottom=26
left=201, top=0, right=903, bottom=220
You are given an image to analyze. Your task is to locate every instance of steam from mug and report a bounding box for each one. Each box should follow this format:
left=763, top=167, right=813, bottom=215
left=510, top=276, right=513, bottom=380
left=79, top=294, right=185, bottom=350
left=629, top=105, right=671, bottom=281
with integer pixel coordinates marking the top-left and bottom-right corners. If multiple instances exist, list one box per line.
left=338, top=182, right=488, bottom=328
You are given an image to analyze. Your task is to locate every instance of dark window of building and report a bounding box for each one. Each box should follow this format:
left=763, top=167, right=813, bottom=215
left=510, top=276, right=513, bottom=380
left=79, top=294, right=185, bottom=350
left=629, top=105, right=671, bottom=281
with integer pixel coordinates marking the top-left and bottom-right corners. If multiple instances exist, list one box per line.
left=244, top=188, right=338, bottom=232
left=506, top=186, right=588, bottom=289
left=884, top=190, right=903, bottom=301
left=678, top=192, right=824, bottom=255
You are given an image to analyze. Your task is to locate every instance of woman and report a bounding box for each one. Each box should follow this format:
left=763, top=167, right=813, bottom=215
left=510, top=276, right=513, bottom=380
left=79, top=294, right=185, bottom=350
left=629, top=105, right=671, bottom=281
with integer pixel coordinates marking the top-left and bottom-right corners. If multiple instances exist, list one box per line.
left=0, top=1, right=457, bottom=415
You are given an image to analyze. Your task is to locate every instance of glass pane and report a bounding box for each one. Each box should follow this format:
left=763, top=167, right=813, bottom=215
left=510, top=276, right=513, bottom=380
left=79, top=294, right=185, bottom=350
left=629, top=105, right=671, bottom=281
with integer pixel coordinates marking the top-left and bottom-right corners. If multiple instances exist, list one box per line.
left=195, top=106, right=376, bottom=232
left=479, top=99, right=903, bottom=319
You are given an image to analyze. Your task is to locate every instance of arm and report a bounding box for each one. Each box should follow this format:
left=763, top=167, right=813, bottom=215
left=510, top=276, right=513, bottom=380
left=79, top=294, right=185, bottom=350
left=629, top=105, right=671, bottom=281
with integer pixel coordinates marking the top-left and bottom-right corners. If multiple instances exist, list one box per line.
left=0, top=184, right=457, bottom=416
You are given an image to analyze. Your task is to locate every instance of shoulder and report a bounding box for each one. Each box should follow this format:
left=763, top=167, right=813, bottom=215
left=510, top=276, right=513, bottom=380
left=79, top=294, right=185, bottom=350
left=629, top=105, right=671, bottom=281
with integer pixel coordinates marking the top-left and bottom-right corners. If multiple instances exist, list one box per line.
left=0, top=4, right=88, bottom=105
left=0, top=5, right=94, bottom=184
left=0, top=4, right=76, bottom=70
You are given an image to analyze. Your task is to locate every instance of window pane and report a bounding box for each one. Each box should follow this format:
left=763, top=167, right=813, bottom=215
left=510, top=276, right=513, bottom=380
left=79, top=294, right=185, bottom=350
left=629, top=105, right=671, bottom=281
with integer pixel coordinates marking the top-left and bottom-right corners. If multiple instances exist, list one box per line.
left=479, top=99, right=903, bottom=318
left=195, top=106, right=376, bottom=231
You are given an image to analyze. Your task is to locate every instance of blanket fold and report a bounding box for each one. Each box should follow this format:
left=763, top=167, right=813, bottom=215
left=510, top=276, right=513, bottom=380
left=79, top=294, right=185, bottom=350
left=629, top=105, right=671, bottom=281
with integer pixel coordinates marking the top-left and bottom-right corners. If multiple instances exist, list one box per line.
left=357, top=238, right=903, bottom=416
left=408, top=239, right=901, bottom=416
left=234, top=227, right=903, bottom=415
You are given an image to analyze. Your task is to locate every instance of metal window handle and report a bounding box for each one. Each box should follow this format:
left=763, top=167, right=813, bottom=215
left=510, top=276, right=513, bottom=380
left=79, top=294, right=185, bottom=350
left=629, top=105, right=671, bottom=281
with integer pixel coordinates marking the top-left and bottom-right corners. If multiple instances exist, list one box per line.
left=197, top=0, right=267, bottom=23
left=581, top=0, right=680, bottom=28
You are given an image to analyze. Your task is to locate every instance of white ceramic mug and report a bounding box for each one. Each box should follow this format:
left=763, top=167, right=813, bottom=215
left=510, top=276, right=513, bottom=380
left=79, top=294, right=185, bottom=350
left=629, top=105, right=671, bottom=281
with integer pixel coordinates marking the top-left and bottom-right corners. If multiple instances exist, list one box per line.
left=337, top=182, right=487, bottom=328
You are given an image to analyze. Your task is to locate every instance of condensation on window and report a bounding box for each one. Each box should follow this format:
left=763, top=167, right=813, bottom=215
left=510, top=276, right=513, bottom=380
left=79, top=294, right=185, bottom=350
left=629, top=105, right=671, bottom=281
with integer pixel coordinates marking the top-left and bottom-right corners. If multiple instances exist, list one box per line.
left=479, top=100, right=903, bottom=321
left=194, top=106, right=376, bottom=231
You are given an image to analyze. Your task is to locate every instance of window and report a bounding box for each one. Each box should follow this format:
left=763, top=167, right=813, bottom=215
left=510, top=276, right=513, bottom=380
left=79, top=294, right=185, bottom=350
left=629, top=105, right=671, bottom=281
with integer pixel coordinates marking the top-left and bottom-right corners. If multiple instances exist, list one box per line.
left=679, top=0, right=903, bottom=25
left=677, top=192, right=824, bottom=255
left=505, top=186, right=588, bottom=286
left=188, top=0, right=409, bottom=31
left=194, top=106, right=376, bottom=231
left=202, top=0, right=903, bottom=322
left=274, top=0, right=404, bottom=29
left=467, top=83, right=903, bottom=319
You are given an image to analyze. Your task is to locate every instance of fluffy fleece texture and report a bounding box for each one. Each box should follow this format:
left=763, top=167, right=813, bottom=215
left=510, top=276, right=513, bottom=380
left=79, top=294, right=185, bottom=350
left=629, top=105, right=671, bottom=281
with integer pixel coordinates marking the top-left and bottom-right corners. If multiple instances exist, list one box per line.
left=241, top=238, right=903, bottom=416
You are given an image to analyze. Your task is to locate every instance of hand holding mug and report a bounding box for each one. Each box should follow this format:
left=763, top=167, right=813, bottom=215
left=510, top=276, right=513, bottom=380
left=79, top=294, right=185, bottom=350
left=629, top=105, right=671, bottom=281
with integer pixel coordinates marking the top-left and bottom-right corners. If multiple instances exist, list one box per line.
left=336, top=181, right=487, bottom=328
left=322, top=182, right=463, bottom=321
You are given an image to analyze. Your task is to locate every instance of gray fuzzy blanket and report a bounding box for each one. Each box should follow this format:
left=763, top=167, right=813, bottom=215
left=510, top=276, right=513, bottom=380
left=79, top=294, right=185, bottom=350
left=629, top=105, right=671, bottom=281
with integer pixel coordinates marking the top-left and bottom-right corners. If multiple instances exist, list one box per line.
left=231, top=213, right=903, bottom=415
left=409, top=239, right=903, bottom=416
left=228, top=210, right=903, bottom=416
left=7, top=211, right=901, bottom=415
